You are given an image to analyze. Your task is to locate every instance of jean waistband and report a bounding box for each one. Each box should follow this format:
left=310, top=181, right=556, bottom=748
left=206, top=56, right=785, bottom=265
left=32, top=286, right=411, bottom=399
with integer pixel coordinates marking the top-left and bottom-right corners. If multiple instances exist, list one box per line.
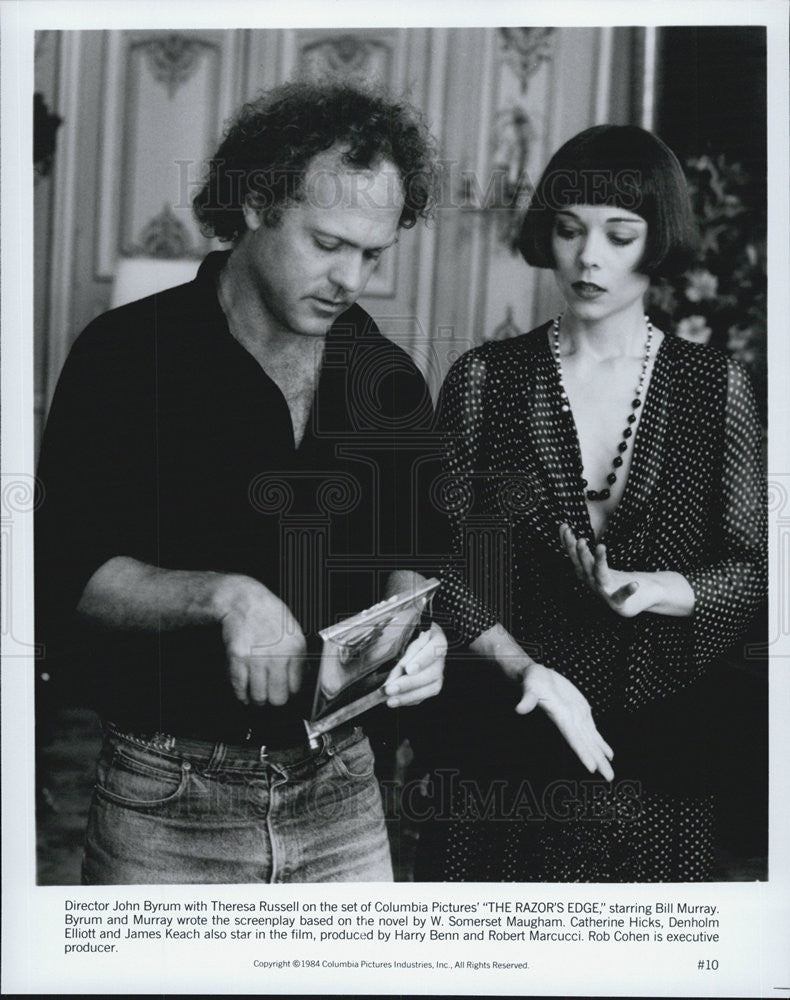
left=104, top=721, right=362, bottom=767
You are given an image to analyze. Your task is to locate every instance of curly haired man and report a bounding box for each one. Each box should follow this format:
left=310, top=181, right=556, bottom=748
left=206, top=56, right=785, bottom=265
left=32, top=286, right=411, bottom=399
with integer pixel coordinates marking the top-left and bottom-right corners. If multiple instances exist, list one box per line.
left=36, top=82, right=446, bottom=884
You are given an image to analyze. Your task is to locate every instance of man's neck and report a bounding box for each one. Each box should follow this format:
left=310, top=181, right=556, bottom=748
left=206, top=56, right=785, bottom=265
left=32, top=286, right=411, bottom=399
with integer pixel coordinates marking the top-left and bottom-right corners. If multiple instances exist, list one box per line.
left=218, top=250, right=315, bottom=359
left=217, top=251, right=325, bottom=448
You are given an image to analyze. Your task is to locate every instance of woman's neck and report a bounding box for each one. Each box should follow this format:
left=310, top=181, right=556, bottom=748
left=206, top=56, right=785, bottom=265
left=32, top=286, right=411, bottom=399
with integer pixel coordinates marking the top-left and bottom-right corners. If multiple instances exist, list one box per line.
left=558, top=306, right=650, bottom=361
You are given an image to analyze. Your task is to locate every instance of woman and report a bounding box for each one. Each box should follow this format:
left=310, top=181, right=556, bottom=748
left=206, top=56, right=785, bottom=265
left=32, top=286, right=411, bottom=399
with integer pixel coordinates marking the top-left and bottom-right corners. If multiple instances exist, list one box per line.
left=415, top=125, right=766, bottom=882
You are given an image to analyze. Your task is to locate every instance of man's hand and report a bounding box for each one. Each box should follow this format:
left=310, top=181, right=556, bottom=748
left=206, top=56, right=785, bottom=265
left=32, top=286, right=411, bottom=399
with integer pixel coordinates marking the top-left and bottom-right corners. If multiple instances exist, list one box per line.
left=217, top=576, right=306, bottom=706
left=383, top=622, right=446, bottom=708
left=516, top=659, right=615, bottom=781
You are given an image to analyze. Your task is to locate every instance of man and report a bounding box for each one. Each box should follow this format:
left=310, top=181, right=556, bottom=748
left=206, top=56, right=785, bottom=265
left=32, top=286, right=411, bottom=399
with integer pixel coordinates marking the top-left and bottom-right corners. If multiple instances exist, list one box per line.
left=36, top=82, right=446, bottom=884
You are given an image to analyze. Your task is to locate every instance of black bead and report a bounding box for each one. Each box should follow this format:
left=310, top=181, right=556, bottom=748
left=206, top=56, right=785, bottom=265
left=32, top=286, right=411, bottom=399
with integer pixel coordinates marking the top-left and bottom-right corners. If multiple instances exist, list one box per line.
left=623, top=427, right=632, bottom=438
left=581, top=478, right=588, bottom=488
left=618, top=441, right=628, bottom=453
left=632, top=399, right=641, bottom=409
left=627, top=413, right=637, bottom=424
left=606, top=472, right=617, bottom=485
left=613, top=456, right=623, bottom=467
left=600, top=488, right=611, bottom=500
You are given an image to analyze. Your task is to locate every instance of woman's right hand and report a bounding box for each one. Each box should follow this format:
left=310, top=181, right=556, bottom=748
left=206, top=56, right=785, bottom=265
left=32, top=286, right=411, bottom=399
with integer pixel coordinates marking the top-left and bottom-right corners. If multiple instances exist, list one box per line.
left=470, top=623, right=614, bottom=781
left=516, top=660, right=615, bottom=781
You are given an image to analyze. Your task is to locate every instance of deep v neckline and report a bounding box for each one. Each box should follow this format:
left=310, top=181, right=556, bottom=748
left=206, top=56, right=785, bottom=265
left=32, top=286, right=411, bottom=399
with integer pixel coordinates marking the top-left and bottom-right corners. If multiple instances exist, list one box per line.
left=541, top=331, right=671, bottom=544
left=215, top=266, right=327, bottom=453
left=221, top=315, right=328, bottom=453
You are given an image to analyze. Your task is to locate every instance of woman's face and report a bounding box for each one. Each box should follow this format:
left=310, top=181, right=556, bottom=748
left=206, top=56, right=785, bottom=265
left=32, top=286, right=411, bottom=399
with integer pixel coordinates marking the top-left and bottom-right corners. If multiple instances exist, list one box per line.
left=550, top=204, right=650, bottom=324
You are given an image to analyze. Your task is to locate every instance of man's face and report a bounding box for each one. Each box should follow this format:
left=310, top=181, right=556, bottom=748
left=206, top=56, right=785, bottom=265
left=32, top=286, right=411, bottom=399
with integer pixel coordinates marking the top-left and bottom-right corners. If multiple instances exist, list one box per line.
left=239, top=147, right=404, bottom=337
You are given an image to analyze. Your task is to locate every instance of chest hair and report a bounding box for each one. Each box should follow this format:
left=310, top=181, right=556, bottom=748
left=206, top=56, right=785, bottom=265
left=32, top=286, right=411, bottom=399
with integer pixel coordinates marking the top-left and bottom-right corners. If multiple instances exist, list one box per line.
left=246, top=340, right=324, bottom=448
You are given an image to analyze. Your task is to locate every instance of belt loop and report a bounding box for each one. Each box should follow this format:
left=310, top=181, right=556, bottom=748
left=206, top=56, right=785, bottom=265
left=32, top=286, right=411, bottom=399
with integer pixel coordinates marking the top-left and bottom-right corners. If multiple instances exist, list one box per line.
left=259, top=745, right=268, bottom=764
left=320, top=732, right=332, bottom=756
left=207, top=742, right=226, bottom=769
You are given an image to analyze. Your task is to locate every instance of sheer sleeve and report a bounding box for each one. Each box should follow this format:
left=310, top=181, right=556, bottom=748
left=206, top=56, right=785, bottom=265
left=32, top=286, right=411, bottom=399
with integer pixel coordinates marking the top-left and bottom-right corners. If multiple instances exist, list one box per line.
left=435, top=349, right=501, bottom=644
left=684, top=359, right=767, bottom=663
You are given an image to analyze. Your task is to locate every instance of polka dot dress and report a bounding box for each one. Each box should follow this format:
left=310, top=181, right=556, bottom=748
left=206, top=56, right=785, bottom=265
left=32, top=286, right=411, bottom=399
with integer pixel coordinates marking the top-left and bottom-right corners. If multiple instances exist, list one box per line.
left=417, top=784, right=716, bottom=882
left=427, top=323, right=766, bottom=882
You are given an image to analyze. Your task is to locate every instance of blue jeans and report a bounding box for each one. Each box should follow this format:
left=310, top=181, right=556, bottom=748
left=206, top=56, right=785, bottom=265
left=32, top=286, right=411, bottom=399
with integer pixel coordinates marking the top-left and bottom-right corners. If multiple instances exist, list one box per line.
left=82, top=725, right=393, bottom=884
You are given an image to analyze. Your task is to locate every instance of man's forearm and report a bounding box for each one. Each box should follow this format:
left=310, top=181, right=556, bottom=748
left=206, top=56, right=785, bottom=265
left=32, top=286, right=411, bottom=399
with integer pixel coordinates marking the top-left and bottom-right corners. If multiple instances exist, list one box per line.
left=76, top=556, right=248, bottom=631
left=77, top=557, right=306, bottom=706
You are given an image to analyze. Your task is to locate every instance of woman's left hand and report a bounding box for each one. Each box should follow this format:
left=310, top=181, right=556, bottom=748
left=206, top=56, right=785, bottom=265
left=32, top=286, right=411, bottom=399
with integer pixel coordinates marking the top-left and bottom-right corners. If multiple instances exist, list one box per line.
left=383, top=622, right=447, bottom=707
left=559, top=523, right=661, bottom=617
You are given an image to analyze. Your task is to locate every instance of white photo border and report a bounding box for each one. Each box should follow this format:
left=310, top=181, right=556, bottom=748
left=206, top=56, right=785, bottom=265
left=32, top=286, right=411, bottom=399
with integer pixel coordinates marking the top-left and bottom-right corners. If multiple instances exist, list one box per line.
left=2, top=1, right=788, bottom=996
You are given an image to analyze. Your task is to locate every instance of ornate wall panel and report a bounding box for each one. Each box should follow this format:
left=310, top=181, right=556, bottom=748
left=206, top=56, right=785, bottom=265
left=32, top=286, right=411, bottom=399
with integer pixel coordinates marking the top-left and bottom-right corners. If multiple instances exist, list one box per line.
left=37, top=26, right=644, bottom=438
left=247, top=28, right=439, bottom=378
left=96, top=29, right=246, bottom=279
left=285, top=29, right=409, bottom=302
left=34, top=30, right=61, bottom=440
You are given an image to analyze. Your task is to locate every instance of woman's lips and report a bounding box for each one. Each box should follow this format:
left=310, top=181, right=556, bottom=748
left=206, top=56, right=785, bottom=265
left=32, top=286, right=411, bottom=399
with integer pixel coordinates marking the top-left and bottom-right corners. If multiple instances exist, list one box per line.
left=571, top=281, right=606, bottom=299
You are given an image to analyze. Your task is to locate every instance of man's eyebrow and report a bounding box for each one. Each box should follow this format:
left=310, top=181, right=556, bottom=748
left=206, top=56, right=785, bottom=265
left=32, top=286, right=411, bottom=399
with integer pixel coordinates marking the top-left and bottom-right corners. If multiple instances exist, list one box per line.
left=312, top=229, right=400, bottom=251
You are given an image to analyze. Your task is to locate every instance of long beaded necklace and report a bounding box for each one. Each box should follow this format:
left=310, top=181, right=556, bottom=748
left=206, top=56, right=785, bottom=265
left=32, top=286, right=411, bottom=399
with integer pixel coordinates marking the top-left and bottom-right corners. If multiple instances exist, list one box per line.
left=552, top=313, right=653, bottom=502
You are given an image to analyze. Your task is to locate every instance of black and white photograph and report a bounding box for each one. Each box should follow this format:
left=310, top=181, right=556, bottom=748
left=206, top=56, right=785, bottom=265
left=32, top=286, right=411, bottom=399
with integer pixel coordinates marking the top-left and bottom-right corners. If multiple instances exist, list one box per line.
left=2, top=0, right=789, bottom=995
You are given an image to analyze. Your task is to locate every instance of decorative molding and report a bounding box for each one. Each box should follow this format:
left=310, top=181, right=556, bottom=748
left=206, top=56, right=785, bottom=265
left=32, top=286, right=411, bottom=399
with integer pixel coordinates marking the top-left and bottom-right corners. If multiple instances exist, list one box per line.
left=487, top=105, right=536, bottom=248
left=641, top=27, right=658, bottom=130
left=299, top=34, right=389, bottom=82
left=96, top=32, right=124, bottom=281
left=461, top=29, right=555, bottom=253
left=412, top=27, right=448, bottom=388
left=46, top=32, right=83, bottom=410
left=130, top=204, right=197, bottom=259
left=487, top=305, right=520, bottom=342
left=33, top=92, right=63, bottom=179
left=594, top=27, right=614, bottom=123
left=278, top=29, right=407, bottom=302
left=34, top=30, right=52, bottom=62
left=498, top=27, right=556, bottom=93
left=97, top=30, right=243, bottom=281
left=466, top=30, right=498, bottom=345
left=143, top=35, right=207, bottom=99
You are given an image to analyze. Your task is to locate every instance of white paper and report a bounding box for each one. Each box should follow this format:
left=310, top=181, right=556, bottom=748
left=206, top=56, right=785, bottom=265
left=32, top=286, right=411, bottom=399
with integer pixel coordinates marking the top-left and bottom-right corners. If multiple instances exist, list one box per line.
left=2, top=1, right=788, bottom=996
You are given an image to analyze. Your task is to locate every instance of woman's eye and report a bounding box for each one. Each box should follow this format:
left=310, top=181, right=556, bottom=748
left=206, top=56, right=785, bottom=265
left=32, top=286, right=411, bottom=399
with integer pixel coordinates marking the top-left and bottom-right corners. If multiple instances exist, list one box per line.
left=315, top=239, right=339, bottom=252
left=555, top=226, right=580, bottom=240
left=609, top=234, right=638, bottom=246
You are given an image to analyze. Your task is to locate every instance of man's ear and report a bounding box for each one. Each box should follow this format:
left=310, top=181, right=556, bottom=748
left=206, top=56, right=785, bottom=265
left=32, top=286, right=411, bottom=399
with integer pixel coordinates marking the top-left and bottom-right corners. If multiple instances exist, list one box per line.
left=242, top=197, right=263, bottom=232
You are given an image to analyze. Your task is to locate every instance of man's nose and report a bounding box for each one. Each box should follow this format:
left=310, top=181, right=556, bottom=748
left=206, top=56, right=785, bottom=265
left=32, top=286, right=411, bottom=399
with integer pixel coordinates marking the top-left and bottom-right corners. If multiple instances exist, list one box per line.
left=329, top=251, right=367, bottom=295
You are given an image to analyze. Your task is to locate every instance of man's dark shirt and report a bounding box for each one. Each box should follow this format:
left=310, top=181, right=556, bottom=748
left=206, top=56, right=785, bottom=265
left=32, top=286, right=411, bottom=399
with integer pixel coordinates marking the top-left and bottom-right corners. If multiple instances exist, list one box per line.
left=36, top=252, right=441, bottom=744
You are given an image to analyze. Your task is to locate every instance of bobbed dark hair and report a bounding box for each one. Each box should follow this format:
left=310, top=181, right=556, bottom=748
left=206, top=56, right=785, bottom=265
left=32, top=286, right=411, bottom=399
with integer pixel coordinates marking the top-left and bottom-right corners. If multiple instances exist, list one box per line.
left=193, top=81, right=438, bottom=242
left=517, top=124, right=699, bottom=278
